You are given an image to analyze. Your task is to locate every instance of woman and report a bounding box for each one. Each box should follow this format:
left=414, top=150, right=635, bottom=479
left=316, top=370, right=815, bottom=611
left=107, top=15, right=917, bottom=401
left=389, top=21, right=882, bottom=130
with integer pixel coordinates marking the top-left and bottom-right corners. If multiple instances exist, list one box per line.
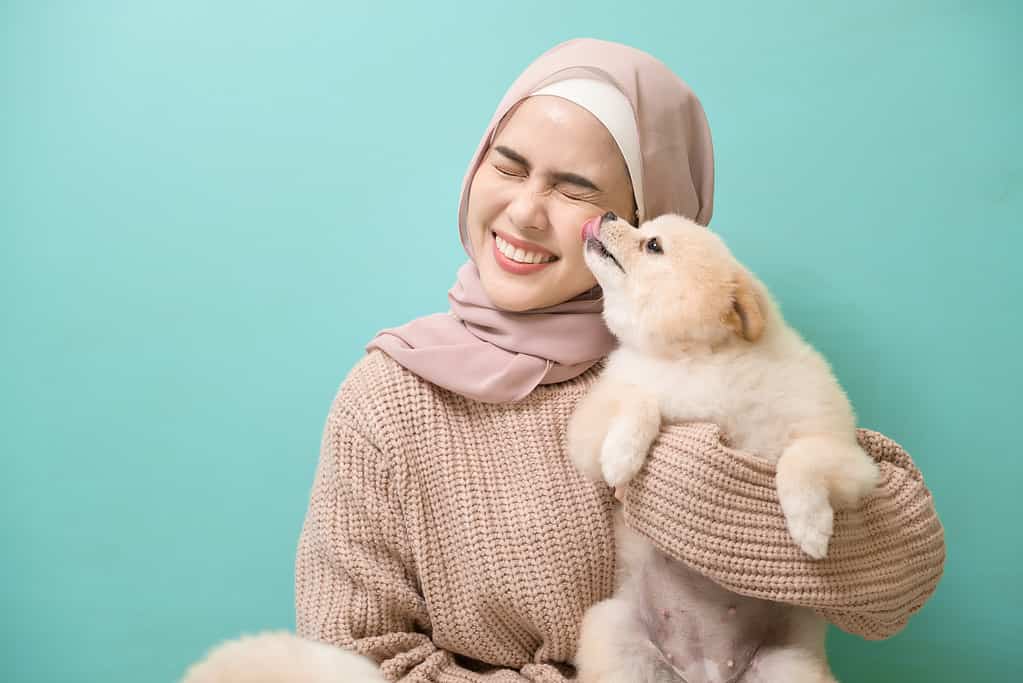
left=294, top=38, right=945, bottom=681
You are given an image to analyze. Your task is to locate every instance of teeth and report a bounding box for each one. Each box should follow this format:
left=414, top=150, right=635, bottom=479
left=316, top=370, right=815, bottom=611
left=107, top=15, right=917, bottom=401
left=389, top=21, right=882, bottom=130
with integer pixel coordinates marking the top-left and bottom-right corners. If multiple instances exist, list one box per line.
left=495, top=234, right=556, bottom=264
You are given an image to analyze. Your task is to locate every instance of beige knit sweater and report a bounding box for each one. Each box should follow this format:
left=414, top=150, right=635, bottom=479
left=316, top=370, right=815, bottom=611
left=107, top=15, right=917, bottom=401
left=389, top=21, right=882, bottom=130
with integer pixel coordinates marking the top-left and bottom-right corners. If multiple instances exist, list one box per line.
left=294, top=350, right=945, bottom=682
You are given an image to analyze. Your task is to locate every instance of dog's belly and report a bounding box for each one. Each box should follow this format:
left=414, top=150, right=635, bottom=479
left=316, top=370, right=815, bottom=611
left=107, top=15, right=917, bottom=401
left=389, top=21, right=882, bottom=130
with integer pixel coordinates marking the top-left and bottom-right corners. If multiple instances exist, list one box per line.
left=629, top=547, right=783, bottom=683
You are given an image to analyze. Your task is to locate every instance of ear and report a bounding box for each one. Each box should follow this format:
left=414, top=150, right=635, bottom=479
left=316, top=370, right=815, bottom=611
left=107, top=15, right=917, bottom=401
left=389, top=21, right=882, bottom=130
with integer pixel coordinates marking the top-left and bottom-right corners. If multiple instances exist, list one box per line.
left=724, top=269, right=765, bottom=342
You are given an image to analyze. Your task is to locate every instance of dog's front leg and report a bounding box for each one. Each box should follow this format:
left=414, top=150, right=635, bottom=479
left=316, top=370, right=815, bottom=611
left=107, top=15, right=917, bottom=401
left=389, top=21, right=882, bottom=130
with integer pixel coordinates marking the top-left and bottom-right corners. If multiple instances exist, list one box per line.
left=568, top=376, right=625, bottom=481
left=776, top=434, right=880, bottom=559
left=568, top=379, right=661, bottom=487
left=598, top=386, right=661, bottom=488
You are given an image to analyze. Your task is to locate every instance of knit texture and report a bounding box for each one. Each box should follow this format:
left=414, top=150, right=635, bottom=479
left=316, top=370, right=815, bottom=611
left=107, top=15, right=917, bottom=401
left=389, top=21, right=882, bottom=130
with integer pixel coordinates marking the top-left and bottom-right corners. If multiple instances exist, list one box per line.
left=295, top=350, right=945, bottom=681
left=621, top=423, right=946, bottom=640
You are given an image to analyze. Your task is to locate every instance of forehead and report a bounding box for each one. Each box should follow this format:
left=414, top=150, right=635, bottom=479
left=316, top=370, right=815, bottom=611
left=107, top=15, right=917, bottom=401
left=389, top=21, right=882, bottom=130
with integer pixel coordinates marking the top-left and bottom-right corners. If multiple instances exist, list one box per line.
left=491, top=96, right=621, bottom=167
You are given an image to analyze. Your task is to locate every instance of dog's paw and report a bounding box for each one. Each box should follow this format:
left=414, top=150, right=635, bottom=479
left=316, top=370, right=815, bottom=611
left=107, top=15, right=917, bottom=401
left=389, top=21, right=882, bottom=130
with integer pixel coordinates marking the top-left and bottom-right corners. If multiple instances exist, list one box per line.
left=828, top=446, right=882, bottom=510
left=778, top=485, right=834, bottom=559
left=567, top=415, right=608, bottom=482
left=569, top=440, right=605, bottom=482
left=599, top=421, right=649, bottom=487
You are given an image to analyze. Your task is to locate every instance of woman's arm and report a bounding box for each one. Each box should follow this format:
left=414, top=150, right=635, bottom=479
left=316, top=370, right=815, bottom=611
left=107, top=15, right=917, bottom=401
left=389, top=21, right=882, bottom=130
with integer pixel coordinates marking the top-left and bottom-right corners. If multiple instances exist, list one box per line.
left=618, top=422, right=946, bottom=640
left=295, top=402, right=571, bottom=682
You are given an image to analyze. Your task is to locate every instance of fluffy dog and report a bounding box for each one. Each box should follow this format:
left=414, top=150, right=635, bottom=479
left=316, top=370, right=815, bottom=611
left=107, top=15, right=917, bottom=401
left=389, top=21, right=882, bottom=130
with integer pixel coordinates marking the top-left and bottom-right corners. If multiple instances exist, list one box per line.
left=180, top=631, right=386, bottom=682
left=568, top=212, right=879, bottom=682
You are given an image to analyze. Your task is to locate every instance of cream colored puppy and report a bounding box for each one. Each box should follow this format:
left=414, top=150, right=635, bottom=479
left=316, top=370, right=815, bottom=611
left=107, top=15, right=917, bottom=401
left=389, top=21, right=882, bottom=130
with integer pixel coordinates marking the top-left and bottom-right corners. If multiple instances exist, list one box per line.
left=568, top=212, right=879, bottom=682
left=180, top=631, right=386, bottom=683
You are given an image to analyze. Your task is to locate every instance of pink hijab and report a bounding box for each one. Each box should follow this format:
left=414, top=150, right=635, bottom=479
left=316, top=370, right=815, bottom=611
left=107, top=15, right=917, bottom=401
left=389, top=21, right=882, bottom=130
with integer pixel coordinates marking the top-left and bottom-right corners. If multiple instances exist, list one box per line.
left=365, top=38, right=715, bottom=403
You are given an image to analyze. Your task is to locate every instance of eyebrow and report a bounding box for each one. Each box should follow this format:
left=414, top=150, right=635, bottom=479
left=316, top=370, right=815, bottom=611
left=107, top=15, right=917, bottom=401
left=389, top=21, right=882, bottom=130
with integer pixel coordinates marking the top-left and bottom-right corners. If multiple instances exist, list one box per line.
left=492, top=145, right=603, bottom=193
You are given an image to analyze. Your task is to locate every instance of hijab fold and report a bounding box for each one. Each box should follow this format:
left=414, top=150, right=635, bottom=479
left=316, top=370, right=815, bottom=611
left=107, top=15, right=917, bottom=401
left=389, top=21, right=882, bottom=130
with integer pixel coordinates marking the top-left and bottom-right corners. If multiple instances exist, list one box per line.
left=365, top=38, right=715, bottom=403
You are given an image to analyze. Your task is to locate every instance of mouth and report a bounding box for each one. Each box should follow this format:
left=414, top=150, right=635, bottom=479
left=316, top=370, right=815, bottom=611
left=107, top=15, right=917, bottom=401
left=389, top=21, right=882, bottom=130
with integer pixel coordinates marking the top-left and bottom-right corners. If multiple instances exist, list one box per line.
left=491, top=231, right=560, bottom=275
left=585, top=236, right=624, bottom=273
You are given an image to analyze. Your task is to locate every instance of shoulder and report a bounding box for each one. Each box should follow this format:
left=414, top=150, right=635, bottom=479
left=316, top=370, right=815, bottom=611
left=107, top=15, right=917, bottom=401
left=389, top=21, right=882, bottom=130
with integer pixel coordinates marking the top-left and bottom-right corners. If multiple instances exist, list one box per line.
left=326, top=349, right=438, bottom=450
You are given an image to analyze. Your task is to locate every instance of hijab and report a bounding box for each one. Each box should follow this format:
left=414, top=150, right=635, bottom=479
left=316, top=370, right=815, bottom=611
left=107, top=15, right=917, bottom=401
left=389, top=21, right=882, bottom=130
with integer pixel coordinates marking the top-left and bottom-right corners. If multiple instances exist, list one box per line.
left=365, top=38, right=715, bottom=403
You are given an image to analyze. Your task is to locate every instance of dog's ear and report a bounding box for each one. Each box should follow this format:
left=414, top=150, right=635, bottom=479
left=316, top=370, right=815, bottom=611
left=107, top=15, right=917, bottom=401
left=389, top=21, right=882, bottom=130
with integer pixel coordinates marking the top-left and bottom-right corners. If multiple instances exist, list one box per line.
left=724, top=269, right=765, bottom=342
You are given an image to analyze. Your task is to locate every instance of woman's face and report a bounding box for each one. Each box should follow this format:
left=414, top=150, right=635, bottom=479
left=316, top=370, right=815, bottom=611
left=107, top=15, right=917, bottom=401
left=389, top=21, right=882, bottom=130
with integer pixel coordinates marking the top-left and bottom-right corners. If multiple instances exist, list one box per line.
left=465, top=95, right=638, bottom=312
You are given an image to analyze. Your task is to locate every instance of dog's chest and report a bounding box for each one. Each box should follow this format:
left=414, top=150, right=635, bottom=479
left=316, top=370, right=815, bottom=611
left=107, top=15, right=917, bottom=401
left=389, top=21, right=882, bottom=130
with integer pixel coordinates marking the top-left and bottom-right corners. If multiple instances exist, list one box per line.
left=612, top=354, right=743, bottom=419
left=609, top=352, right=789, bottom=459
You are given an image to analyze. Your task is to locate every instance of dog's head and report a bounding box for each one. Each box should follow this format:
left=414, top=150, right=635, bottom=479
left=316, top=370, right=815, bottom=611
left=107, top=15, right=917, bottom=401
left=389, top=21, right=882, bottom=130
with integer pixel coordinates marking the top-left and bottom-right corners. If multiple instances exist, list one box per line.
left=582, top=212, right=768, bottom=357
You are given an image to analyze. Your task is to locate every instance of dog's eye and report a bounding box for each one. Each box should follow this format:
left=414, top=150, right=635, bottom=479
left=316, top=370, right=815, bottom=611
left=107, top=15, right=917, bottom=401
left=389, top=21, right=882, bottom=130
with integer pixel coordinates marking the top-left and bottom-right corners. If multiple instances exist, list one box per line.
left=645, top=238, right=663, bottom=254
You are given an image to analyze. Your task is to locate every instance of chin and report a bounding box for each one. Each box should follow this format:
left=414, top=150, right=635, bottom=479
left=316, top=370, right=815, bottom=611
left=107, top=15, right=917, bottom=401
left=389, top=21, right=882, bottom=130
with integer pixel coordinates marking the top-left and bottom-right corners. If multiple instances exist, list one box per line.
left=478, top=260, right=595, bottom=312
left=484, top=278, right=564, bottom=311
left=475, top=270, right=539, bottom=313
left=489, top=288, right=547, bottom=312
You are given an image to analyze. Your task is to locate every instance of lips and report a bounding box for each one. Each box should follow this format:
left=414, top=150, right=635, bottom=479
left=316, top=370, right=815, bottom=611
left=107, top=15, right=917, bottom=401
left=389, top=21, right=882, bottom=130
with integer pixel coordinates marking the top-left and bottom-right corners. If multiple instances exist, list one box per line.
left=494, top=230, right=557, bottom=260
left=491, top=233, right=558, bottom=275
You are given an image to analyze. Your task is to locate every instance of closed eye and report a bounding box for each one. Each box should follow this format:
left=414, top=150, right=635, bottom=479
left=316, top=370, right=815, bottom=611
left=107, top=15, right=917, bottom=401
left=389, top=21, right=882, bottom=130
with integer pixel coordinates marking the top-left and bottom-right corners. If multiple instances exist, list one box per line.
left=495, top=165, right=525, bottom=178
left=561, top=189, right=594, bottom=202
left=496, top=165, right=593, bottom=201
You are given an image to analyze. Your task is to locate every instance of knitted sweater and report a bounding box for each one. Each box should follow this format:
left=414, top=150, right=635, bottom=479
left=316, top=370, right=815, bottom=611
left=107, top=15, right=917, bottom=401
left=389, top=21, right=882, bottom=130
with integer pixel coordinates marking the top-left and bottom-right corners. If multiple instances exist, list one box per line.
left=294, top=350, right=945, bottom=682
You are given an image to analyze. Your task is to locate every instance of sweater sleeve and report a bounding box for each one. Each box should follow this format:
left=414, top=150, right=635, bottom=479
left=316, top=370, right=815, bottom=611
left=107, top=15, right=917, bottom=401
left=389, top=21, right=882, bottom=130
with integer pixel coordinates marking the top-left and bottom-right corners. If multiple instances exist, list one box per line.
left=294, top=399, right=570, bottom=683
left=619, top=422, right=946, bottom=641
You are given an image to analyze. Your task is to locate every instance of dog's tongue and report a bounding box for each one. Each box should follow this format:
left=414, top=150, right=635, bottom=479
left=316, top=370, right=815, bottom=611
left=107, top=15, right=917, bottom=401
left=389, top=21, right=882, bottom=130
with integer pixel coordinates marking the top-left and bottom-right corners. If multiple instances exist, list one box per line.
left=581, top=216, right=601, bottom=241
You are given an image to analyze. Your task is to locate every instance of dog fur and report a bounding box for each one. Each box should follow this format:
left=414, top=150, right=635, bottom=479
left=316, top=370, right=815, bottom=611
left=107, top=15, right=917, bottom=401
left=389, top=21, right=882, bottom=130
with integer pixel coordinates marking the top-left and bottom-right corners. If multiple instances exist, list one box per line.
left=179, top=631, right=386, bottom=683
left=568, top=213, right=879, bottom=682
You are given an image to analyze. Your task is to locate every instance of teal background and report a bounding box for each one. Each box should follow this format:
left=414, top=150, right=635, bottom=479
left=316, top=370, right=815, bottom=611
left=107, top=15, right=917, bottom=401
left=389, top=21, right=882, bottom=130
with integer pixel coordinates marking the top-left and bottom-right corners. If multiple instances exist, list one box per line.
left=3, top=1, right=1019, bottom=681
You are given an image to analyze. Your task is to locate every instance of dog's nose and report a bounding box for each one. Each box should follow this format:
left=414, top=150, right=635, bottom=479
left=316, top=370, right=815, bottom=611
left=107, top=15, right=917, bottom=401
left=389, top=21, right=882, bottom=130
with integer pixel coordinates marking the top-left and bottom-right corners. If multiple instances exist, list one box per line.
left=601, top=211, right=617, bottom=225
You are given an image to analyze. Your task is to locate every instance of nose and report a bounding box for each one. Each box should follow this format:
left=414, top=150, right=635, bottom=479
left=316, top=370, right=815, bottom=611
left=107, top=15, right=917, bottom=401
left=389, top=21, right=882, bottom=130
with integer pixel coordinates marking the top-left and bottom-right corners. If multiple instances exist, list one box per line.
left=506, top=182, right=553, bottom=233
left=600, top=211, right=617, bottom=225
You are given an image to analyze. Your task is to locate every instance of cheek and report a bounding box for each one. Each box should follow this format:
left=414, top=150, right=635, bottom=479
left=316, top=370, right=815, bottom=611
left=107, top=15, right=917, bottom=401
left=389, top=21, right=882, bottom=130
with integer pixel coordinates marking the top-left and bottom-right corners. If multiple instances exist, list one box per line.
left=465, top=177, right=497, bottom=248
left=553, top=207, right=597, bottom=256
left=469, top=171, right=508, bottom=217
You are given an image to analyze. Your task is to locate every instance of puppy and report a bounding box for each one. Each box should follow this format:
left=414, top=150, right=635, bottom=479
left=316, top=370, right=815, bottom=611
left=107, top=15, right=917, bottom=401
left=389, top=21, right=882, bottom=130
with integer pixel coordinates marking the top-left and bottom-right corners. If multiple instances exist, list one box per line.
left=568, top=212, right=879, bottom=683
left=180, top=631, right=386, bottom=683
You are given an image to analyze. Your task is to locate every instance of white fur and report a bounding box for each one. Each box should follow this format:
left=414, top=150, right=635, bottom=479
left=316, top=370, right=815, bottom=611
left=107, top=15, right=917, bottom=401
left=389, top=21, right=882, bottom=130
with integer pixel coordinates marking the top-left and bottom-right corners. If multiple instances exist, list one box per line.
left=180, top=631, right=387, bottom=683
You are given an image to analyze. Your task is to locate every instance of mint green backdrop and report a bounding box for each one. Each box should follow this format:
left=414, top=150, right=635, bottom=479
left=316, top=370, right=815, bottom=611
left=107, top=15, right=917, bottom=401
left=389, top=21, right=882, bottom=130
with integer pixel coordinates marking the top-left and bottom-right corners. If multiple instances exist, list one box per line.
left=3, top=2, right=1018, bottom=681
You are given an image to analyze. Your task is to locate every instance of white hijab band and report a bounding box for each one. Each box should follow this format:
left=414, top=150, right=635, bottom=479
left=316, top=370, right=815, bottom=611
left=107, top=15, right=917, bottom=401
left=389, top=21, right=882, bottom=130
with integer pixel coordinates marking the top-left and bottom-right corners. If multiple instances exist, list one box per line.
left=525, top=77, right=646, bottom=223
